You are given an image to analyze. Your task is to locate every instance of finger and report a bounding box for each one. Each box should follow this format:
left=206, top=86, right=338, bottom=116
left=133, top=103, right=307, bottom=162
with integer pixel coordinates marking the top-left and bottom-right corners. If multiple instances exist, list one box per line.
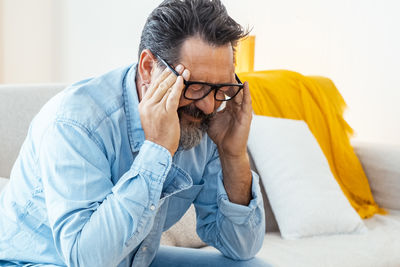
left=164, top=76, right=183, bottom=111
left=161, top=87, right=173, bottom=104
left=225, top=98, right=239, bottom=113
left=166, top=69, right=190, bottom=111
left=225, top=87, right=243, bottom=112
left=142, top=67, right=172, bottom=101
left=233, top=88, right=244, bottom=105
left=151, top=71, right=180, bottom=103
left=150, top=64, right=185, bottom=103
left=241, top=81, right=253, bottom=114
left=144, top=64, right=183, bottom=99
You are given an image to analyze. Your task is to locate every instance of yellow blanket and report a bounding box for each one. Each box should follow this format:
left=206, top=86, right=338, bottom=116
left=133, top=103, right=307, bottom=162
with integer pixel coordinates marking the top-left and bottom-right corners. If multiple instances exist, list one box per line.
left=239, top=70, right=386, bottom=219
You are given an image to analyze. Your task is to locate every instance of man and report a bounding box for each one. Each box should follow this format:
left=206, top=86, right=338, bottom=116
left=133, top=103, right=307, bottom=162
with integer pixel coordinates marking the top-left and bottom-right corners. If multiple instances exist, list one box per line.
left=0, top=0, right=267, bottom=266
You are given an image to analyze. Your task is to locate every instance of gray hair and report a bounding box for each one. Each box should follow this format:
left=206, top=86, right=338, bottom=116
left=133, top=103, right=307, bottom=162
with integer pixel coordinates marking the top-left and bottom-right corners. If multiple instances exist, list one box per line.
left=138, top=0, right=249, bottom=66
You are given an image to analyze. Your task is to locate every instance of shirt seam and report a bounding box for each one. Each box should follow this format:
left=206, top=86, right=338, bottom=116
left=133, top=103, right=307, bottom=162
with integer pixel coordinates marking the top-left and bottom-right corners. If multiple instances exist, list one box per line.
left=54, top=118, right=105, bottom=154
left=122, top=67, right=135, bottom=152
left=91, top=100, right=123, bottom=133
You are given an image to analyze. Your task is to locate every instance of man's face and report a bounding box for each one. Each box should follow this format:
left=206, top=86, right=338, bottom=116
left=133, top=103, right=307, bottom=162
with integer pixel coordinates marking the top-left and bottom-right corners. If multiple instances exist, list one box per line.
left=172, top=36, right=235, bottom=149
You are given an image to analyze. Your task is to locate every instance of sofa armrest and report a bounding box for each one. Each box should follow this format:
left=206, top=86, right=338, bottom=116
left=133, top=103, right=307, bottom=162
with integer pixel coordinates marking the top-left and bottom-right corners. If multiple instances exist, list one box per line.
left=352, top=141, right=400, bottom=211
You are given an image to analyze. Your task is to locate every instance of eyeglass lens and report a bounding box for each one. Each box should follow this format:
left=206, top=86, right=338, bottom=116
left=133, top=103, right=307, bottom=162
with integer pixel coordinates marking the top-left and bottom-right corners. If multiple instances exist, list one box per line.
left=184, top=84, right=242, bottom=101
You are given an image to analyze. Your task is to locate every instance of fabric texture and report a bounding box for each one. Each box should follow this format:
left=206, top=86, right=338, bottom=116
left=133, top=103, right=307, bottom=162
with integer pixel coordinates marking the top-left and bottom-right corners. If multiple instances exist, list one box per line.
left=160, top=205, right=206, bottom=248
left=0, top=177, right=8, bottom=192
left=248, top=115, right=367, bottom=239
left=239, top=70, right=385, bottom=219
left=0, top=65, right=265, bottom=267
left=202, top=209, right=400, bottom=267
left=150, top=245, right=271, bottom=267
left=353, top=141, right=400, bottom=211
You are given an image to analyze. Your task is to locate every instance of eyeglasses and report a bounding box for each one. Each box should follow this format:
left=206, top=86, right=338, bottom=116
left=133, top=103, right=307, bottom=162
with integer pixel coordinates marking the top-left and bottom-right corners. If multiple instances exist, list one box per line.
left=156, top=55, right=244, bottom=101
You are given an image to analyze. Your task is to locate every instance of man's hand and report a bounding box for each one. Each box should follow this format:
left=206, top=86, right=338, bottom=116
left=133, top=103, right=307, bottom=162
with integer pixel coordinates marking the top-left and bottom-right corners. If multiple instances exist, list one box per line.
left=207, top=81, right=252, bottom=157
left=138, top=65, right=190, bottom=156
left=207, top=81, right=253, bottom=205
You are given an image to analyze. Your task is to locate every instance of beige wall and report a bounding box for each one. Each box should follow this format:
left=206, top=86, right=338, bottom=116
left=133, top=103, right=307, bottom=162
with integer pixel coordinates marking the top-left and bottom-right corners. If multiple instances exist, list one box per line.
left=2, top=0, right=56, bottom=83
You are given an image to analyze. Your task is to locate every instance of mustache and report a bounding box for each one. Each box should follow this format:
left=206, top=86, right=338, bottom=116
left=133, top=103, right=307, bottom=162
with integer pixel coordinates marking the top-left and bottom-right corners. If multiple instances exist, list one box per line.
left=178, top=105, right=215, bottom=121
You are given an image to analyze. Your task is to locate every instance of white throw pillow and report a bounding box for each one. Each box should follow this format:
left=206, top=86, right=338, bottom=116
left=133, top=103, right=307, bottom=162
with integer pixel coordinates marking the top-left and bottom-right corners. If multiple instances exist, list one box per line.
left=248, top=115, right=367, bottom=239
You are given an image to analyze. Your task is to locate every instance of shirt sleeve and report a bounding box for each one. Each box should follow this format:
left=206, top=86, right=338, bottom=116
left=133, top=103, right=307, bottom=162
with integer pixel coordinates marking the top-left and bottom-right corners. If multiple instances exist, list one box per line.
left=38, top=120, right=171, bottom=267
left=194, top=146, right=265, bottom=260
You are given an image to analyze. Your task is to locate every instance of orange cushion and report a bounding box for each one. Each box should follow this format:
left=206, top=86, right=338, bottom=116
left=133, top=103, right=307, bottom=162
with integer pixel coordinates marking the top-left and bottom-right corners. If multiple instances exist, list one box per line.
left=239, top=70, right=386, bottom=219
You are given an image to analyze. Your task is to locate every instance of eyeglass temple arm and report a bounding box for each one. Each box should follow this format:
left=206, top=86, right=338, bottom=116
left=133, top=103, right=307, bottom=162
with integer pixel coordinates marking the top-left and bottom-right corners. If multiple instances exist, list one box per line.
left=155, top=55, right=181, bottom=76
left=235, top=74, right=243, bottom=84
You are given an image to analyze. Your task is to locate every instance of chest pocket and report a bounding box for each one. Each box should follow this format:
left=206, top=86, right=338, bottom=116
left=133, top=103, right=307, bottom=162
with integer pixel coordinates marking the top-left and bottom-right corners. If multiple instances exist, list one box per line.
left=163, top=184, right=204, bottom=231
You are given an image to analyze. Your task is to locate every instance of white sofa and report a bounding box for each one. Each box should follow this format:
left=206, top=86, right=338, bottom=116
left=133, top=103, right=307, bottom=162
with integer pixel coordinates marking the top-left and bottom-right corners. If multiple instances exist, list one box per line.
left=1, top=84, right=400, bottom=267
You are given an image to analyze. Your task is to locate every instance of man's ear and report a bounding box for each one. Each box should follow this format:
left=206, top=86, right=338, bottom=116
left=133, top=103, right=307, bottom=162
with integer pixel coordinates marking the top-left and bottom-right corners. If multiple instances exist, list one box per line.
left=138, top=49, right=156, bottom=86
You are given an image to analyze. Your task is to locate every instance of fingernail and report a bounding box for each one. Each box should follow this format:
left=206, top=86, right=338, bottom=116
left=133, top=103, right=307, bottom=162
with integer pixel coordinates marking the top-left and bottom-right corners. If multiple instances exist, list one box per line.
left=175, top=65, right=183, bottom=73
left=182, top=69, right=189, bottom=80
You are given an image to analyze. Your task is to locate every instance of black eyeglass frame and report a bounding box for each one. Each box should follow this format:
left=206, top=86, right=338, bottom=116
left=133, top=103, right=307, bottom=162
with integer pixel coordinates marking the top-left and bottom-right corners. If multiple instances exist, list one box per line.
left=156, top=55, right=244, bottom=101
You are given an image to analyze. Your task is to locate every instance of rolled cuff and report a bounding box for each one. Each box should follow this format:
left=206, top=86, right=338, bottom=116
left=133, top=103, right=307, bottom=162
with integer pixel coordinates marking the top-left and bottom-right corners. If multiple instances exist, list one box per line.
left=217, top=170, right=264, bottom=225
left=130, top=140, right=172, bottom=184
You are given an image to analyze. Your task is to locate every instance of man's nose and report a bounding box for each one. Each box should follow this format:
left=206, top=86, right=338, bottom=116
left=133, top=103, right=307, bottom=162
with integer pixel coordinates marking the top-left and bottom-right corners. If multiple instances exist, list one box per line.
left=195, top=92, right=216, bottom=115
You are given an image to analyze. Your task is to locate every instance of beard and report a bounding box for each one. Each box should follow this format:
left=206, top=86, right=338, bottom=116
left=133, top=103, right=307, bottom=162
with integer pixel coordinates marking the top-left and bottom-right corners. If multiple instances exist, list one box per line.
left=177, top=104, right=215, bottom=150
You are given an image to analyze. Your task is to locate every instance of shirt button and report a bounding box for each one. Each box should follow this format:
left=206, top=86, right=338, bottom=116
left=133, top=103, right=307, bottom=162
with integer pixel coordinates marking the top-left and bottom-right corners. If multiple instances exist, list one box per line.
left=142, top=246, right=147, bottom=252
left=150, top=205, right=155, bottom=211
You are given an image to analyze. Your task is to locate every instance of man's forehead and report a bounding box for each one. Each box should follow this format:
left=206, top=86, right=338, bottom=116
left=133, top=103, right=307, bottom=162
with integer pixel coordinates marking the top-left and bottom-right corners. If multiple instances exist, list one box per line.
left=179, top=37, right=235, bottom=82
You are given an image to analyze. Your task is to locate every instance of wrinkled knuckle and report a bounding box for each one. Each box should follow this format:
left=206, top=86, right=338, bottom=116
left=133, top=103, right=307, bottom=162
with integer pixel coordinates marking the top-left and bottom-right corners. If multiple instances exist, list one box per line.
left=159, top=81, right=169, bottom=91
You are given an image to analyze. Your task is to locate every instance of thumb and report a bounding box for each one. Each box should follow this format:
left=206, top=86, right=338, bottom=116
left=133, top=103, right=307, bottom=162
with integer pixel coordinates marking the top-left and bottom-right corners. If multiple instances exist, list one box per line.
left=166, top=69, right=190, bottom=111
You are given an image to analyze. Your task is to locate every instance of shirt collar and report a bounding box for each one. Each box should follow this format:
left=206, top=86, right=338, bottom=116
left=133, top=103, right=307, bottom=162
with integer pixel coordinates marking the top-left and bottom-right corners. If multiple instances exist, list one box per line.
left=123, top=64, right=145, bottom=153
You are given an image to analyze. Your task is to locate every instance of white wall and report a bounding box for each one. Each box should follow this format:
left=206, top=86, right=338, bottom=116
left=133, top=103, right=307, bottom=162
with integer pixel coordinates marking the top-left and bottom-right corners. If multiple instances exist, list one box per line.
left=1, top=0, right=399, bottom=144
left=223, top=0, right=400, bottom=145
left=56, top=0, right=160, bottom=82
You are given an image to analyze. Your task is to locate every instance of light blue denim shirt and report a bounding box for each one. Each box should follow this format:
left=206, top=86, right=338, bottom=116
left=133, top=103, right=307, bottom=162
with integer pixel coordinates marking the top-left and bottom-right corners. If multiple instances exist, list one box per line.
left=0, top=64, right=265, bottom=267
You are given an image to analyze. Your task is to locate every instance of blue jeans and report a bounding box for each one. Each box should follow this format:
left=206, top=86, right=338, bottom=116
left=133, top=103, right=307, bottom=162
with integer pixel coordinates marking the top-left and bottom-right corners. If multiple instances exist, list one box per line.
left=0, top=247, right=271, bottom=267
left=149, top=246, right=272, bottom=267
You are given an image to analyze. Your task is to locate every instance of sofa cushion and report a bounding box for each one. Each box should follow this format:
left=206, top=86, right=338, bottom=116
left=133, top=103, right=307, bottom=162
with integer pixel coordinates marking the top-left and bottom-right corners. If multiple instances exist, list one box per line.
left=202, top=209, right=400, bottom=267
left=248, top=115, right=366, bottom=239
left=160, top=205, right=206, bottom=248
